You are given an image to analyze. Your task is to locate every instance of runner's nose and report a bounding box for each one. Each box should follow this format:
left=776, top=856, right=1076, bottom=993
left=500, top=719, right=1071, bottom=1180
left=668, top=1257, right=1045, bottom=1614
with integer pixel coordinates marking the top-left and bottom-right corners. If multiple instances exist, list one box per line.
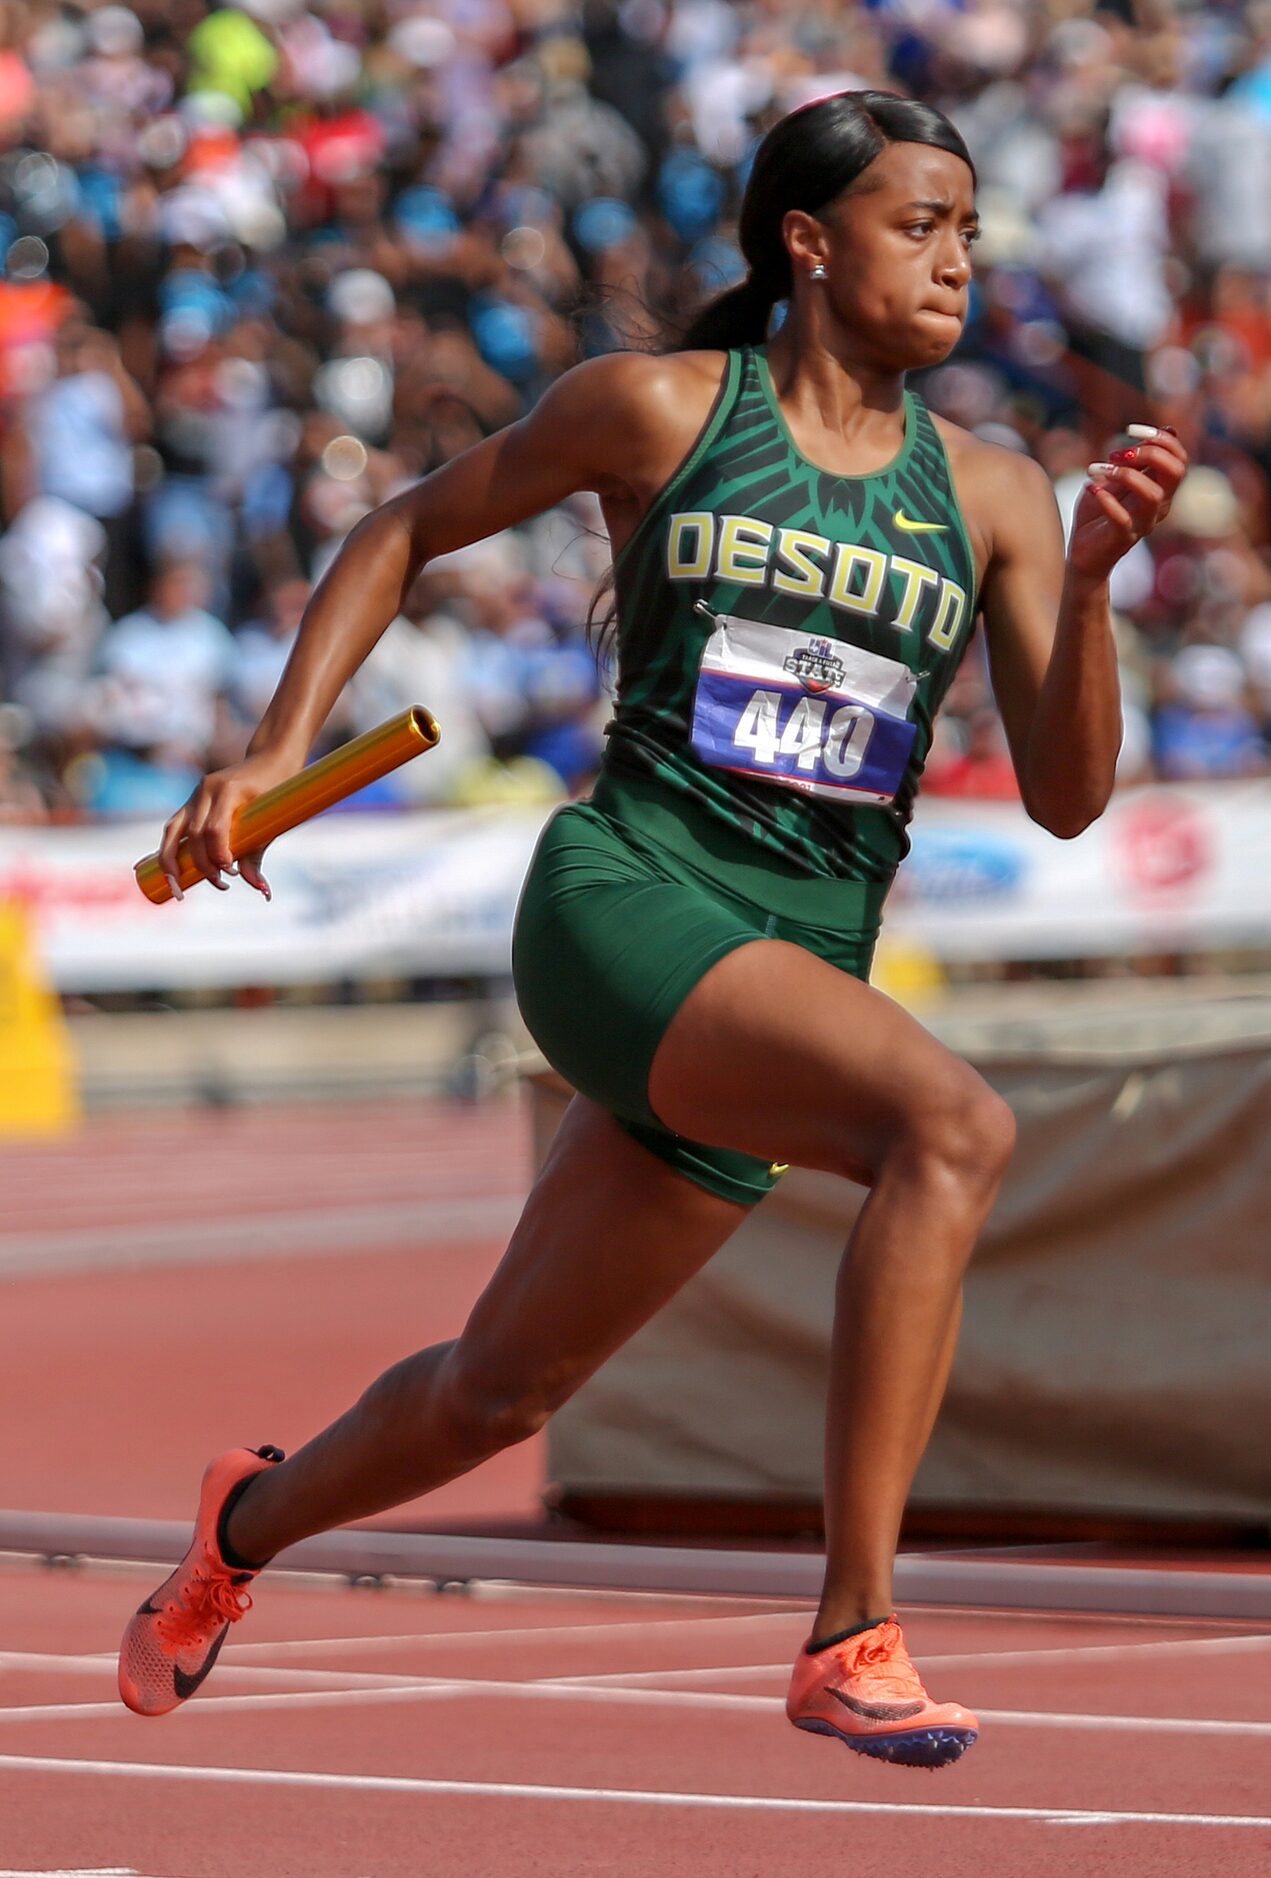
left=938, top=234, right=971, bottom=289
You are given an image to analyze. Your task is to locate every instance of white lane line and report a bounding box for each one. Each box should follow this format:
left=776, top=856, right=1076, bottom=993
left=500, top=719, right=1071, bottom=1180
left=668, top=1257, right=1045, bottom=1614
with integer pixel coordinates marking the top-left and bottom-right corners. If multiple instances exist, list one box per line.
left=0, top=1685, right=462, bottom=1723
left=61, top=1609, right=1248, bottom=1673
left=0, top=1680, right=779, bottom=1724
left=0, top=1681, right=763, bottom=1724
left=0, top=1689, right=738, bottom=1725
left=6, top=1678, right=1271, bottom=1738
left=218, top=1616, right=1266, bottom=1677
left=2, top=1753, right=1270, bottom=1828
left=14, top=1624, right=1267, bottom=1700
left=0, top=1195, right=520, bottom=1277
left=975, top=1709, right=1271, bottom=1736
left=541, top=1662, right=788, bottom=1688
left=219, top=1608, right=808, bottom=1661
left=927, top=1631, right=1271, bottom=1670
left=11, top=1623, right=1265, bottom=1712
left=0, top=1652, right=436, bottom=1691
left=546, top=1629, right=1271, bottom=1688
left=1, top=1609, right=807, bottom=1678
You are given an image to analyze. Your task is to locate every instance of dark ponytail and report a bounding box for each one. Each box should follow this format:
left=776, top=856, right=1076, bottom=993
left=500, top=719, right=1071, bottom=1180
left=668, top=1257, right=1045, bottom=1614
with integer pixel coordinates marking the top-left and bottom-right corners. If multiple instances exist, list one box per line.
left=674, top=273, right=780, bottom=351
left=674, top=89, right=976, bottom=353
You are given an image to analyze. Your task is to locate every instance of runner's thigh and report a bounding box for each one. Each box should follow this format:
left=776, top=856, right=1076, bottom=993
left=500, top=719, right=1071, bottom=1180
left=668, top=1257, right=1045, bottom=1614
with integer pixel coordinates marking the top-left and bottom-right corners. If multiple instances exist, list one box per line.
left=454, top=1093, right=745, bottom=1408
left=647, top=937, right=1006, bottom=1182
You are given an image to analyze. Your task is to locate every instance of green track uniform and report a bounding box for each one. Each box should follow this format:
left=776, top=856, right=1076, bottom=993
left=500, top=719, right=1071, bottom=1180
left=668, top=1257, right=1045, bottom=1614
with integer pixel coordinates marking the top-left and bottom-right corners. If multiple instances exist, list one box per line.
left=513, top=344, right=979, bottom=1205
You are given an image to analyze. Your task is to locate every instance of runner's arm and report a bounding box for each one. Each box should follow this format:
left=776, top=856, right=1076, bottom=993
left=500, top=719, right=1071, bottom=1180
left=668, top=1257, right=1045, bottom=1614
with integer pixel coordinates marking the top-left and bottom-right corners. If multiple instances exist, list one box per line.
left=158, top=354, right=676, bottom=893
left=248, top=355, right=647, bottom=767
left=978, top=435, right=1183, bottom=837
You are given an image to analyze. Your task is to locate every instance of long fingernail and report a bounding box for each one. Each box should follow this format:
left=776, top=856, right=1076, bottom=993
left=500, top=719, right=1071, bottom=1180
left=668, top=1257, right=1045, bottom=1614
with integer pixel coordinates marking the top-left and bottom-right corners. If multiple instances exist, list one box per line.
left=1088, top=461, right=1116, bottom=479
left=225, top=862, right=239, bottom=877
left=1109, top=447, right=1140, bottom=464
left=1126, top=424, right=1159, bottom=440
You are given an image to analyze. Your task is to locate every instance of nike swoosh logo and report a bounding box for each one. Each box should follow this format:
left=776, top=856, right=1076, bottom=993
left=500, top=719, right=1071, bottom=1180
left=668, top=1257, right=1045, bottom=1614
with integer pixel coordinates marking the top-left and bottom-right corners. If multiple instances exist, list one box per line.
left=173, top=1625, right=231, bottom=1701
left=893, top=510, right=948, bottom=534
left=830, top=1686, right=925, bottom=1723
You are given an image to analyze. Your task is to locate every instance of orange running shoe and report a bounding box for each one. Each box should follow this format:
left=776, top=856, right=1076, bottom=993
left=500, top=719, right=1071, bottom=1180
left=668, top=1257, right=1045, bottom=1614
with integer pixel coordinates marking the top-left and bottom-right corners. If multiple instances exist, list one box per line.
left=118, top=1444, right=283, bottom=1717
left=787, top=1617, right=978, bottom=1768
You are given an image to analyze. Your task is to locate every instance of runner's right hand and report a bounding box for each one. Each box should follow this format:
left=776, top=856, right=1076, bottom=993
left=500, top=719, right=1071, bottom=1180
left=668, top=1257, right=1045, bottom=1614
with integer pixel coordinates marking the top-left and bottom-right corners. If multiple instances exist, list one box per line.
left=158, top=749, right=299, bottom=902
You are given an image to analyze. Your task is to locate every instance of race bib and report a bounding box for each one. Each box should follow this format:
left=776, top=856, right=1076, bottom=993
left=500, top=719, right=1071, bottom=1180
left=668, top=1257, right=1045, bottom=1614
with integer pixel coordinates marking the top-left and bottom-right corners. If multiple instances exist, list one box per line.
left=690, top=612, right=918, bottom=806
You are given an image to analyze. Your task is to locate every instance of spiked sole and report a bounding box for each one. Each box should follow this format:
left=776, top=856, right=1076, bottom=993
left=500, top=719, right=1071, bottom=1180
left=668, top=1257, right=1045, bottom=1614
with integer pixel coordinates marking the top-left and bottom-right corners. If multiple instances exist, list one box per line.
left=793, top=1715, right=978, bottom=1768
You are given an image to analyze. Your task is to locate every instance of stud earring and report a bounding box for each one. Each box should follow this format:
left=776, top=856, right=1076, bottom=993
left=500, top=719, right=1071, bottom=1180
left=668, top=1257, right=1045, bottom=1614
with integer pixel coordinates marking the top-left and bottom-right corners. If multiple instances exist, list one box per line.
left=810, top=263, right=828, bottom=281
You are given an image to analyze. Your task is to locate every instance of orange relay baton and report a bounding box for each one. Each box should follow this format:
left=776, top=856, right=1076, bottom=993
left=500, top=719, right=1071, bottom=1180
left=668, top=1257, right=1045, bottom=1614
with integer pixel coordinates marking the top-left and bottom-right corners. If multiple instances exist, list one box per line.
left=134, top=705, right=441, bottom=905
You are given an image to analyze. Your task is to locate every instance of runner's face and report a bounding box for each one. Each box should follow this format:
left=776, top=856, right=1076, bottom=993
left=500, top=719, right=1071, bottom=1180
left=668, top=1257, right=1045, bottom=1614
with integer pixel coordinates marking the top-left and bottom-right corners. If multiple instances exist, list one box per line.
left=811, top=143, right=977, bottom=369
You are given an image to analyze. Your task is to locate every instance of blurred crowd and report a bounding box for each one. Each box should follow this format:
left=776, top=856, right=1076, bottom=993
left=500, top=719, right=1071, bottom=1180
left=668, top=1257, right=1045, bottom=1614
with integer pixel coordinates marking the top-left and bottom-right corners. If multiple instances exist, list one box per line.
left=2, top=0, right=1271, bottom=826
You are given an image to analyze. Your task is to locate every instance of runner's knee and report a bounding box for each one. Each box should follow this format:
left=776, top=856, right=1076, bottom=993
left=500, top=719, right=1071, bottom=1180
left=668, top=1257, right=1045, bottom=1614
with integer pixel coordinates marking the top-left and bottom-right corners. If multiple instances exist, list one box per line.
left=899, top=1073, right=1016, bottom=1194
left=440, top=1345, right=574, bottom=1454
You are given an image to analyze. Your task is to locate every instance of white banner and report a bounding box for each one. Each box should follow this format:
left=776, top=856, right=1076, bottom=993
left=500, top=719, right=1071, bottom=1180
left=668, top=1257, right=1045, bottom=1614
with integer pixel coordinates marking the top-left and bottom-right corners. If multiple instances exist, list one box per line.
left=2, top=782, right=1269, bottom=991
left=893, top=780, right=1271, bottom=961
left=0, top=806, right=552, bottom=992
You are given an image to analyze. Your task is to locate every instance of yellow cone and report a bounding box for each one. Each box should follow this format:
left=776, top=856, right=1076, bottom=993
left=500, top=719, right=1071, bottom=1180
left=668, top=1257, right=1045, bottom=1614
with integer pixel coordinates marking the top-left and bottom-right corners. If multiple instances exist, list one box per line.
left=870, top=934, right=946, bottom=1010
left=0, top=899, right=80, bottom=1135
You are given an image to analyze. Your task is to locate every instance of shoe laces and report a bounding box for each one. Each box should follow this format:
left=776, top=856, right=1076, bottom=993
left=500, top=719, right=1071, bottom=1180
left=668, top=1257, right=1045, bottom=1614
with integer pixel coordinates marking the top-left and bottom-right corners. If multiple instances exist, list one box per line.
left=156, top=1557, right=254, bottom=1650
left=839, top=1620, right=926, bottom=1701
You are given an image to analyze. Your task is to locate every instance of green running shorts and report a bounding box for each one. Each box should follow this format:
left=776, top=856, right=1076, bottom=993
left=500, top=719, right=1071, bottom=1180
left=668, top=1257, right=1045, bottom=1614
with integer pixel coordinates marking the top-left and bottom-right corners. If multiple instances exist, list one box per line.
left=512, top=778, right=888, bottom=1208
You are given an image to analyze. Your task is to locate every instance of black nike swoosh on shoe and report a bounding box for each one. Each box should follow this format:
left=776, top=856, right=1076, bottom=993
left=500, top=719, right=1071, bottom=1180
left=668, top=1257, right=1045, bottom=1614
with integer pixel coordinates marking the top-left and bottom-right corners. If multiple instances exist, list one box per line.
left=172, top=1624, right=231, bottom=1702
left=829, top=1687, right=926, bottom=1723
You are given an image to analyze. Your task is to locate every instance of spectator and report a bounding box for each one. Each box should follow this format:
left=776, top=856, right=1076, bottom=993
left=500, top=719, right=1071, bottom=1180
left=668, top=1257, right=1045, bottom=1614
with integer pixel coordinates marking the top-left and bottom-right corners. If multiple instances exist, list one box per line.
left=1034, top=123, right=1172, bottom=414
left=68, top=736, right=203, bottom=818
left=230, top=575, right=312, bottom=732
left=21, top=313, right=149, bottom=615
left=0, top=495, right=107, bottom=744
left=346, top=569, right=494, bottom=804
left=88, top=558, right=237, bottom=767
left=3, top=0, right=1271, bottom=819
left=926, top=706, right=1020, bottom=800
left=1153, top=643, right=1266, bottom=780
left=1240, top=599, right=1271, bottom=728
left=0, top=705, right=48, bottom=823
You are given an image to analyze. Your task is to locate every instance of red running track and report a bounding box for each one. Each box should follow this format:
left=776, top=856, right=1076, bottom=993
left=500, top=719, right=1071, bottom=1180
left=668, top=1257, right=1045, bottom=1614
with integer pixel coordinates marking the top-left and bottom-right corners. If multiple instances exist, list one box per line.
left=2, top=1099, right=1271, bottom=1874
left=3, top=1566, right=1271, bottom=1875
left=0, top=1099, right=539, bottom=1524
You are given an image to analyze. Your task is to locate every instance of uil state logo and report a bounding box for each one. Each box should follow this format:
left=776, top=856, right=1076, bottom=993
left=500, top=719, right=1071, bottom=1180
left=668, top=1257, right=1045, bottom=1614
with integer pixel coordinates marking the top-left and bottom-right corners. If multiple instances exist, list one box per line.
left=784, top=638, right=846, bottom=694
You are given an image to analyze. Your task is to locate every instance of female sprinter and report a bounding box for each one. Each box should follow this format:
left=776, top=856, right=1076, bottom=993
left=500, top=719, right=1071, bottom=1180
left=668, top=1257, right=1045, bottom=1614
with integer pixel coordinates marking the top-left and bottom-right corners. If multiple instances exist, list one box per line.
left=119, top=91, right=1184, bottom=1768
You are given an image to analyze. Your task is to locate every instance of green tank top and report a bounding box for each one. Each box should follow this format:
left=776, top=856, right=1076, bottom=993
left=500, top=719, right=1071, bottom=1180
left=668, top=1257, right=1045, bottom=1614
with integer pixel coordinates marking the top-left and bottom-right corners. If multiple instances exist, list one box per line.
left=596, top=343, right=980, bottom=889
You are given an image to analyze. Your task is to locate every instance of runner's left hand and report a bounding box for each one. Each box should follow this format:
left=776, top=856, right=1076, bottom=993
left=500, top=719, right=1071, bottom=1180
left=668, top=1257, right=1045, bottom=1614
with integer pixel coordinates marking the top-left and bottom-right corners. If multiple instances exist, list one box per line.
left=1067, top=426, right=1189, bottom=582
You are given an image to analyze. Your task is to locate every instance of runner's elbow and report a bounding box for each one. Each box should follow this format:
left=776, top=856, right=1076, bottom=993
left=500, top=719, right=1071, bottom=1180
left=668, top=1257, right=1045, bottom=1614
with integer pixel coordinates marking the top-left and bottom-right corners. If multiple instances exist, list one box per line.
left=1024, top=795, right=1103, bottom=840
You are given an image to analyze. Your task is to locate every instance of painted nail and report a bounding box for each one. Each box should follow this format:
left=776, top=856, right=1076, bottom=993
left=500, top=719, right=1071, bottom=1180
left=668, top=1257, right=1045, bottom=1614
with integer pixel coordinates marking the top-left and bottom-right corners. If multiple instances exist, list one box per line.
left=1109, top=448, right=1140, bottom=464
left=225, top=862, right=239, bottom=877
left=1127, top=424, right=1159, bottom=439
left=1088, top=462, right=1116, bottom=478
